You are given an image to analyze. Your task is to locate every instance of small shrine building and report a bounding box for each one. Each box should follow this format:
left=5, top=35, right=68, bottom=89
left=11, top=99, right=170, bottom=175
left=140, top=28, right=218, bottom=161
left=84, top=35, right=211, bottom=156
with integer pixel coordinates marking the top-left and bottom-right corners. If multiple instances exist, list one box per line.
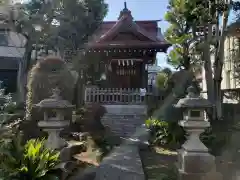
left=82, top=2, right=170, bottom=89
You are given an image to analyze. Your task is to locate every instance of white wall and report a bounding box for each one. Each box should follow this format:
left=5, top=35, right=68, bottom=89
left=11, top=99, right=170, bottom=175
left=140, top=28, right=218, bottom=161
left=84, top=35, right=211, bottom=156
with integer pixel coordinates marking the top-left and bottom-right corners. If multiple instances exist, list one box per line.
left=0, top=31, right=25, bottom=58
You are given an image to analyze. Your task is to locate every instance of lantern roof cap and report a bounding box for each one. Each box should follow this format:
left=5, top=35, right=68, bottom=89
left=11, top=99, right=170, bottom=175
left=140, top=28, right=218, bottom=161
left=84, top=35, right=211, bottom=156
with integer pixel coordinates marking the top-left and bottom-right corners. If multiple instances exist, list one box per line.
left=34, top=87, right=75, bottom=109
left=175, top=86, right=212, bottom=109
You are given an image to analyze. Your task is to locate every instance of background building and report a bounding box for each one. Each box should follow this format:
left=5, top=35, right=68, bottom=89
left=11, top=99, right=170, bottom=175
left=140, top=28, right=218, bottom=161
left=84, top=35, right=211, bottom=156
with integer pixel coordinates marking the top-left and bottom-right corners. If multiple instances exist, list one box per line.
left=0, top=0, right=25, bottom=93
left=199, top=20, right=240, bottom=103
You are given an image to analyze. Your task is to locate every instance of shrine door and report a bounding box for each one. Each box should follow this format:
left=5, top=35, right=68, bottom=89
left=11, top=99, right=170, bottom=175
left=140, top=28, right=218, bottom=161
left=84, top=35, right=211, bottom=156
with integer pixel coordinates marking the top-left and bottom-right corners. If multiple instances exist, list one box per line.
left=110, top=62, right=141, bottom=88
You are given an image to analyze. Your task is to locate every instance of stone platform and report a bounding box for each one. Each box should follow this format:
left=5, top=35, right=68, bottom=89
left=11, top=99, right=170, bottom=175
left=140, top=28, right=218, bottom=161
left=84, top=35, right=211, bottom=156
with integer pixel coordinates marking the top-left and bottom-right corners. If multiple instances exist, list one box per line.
left=101, top=105, right=147, bottom=138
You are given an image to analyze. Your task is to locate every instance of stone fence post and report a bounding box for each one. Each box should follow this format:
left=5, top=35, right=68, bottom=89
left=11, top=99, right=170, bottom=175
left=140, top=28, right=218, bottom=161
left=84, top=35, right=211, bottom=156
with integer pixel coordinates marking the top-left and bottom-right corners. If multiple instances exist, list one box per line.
left=175, top=86, right=222, bottom=180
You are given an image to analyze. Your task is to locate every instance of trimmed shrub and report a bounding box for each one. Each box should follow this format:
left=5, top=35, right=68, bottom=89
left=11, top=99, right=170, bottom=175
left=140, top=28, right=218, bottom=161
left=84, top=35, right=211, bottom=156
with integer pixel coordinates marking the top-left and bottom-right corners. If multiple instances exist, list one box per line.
left=75, top=103, right=116, bottom=152
left=77, top=103, right=106, bottom=137
left=26, top=56, right=75, bottom=121
left=146, top=118, right=186, bottom=149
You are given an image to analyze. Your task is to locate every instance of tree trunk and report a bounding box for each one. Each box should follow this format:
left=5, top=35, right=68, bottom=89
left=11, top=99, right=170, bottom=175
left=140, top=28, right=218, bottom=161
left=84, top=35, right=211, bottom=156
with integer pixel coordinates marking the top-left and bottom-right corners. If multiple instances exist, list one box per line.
left=203, top=24, right=215, bottom=104
left=203, top=48, right=214, bottom=104
left=17, top=59, right=24, bottom=102
left=214, top=53, right=224, bottom=120
left=74, top=72, right=85, bottom=108
left=213, top=8, right=230, bottom=120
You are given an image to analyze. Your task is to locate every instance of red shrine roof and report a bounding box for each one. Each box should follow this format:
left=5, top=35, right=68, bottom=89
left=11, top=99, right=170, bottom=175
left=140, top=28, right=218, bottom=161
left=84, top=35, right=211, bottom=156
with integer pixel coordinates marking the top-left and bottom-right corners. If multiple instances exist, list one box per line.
left=86, top=2, right=170, bottom=52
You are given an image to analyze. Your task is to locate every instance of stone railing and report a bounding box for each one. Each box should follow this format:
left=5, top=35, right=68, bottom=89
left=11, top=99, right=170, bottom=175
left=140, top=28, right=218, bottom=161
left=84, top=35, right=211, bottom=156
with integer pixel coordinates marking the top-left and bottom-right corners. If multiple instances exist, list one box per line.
left=84, top=87, right=163, bottom=104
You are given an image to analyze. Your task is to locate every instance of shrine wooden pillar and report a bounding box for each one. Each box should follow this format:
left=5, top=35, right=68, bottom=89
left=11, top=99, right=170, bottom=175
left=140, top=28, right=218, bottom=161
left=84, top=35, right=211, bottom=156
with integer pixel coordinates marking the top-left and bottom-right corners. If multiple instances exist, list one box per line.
left=141, top=61, right=146, bottom=88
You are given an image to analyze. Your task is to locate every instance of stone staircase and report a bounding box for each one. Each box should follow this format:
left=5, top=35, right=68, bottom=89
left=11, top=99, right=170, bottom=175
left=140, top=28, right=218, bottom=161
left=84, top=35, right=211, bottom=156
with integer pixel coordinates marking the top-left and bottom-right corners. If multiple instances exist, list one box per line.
left=101, top=105, right=147, bottom=138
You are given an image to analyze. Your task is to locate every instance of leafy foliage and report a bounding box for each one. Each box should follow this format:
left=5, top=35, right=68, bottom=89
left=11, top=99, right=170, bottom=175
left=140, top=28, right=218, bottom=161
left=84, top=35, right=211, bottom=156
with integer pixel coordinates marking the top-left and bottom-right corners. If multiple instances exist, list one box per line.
left=54, top=0, right=108, bottom=51
left=156, top=73, right=168, bottom=89
left=145, top=118, right=229, bottom=156
left=156, top=68, right=173, bottom=90
left=26, top=56, right=75, bottom=120
left=9, top=0, right=108, bottom=60
left=145, top=118, right=186, bottom=149
left=0, top=81, right=17, bottom=115
left=200, top=127, right=230, bottom=156
left=145, top=117, right=229, bottom=155
left=164, top=0, right=240, bottom=120
left=9, top=0, right=55, bottom=69
left=6, top=0, right=108, bottom=101
left=146, top=68, right=174, bottom=116
left=164, top=0, right=240, bottom=70
left=164, top=0, right=195, bottom=69
left=0, top=135, right=60, bottom=180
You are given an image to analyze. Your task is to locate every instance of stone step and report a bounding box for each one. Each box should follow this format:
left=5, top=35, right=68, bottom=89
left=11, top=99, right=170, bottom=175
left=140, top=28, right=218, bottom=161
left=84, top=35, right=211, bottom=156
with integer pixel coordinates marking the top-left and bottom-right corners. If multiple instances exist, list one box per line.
left=103, top=105, right=147, bottom=115
left=101, top=112, right=146, bottom=138
left=100, top=104, right=147, bottom=138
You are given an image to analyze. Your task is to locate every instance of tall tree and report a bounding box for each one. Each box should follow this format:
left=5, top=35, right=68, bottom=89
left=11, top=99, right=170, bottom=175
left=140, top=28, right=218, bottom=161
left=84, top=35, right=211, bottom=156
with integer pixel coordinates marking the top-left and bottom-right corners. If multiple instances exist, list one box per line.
left=54, top=0, right=108, bottom=53
left=165, top=0, right=195, bottom=70
left=6, top=0, right=108, bottom=103
left=6, top=0, right=55, bottom=102
left=53, top=0, right=108, bottom=106
left=165, top=0, right=240, bottom=120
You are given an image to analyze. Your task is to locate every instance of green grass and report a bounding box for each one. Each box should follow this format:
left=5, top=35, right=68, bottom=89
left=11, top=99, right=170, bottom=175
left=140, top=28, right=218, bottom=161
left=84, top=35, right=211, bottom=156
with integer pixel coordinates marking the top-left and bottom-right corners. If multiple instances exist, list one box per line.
left=140, top=146, right=177, bottom=180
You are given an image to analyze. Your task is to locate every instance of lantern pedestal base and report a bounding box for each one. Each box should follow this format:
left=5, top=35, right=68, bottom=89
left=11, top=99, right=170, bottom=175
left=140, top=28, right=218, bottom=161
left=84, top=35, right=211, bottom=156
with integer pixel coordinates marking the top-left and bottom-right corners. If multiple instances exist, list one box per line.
left=178, top=170, right=222, bottom=180
left=177, top=149, right=222, bottom=180
left=44, top=129, right=67, bottom=150
left=38, top=120, right=70, bottom=150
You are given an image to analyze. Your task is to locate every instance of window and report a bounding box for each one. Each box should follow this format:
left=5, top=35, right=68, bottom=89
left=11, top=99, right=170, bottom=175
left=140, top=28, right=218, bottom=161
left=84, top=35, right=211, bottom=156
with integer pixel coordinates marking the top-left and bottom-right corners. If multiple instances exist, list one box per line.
left=0, top=31, right=8, bottom=46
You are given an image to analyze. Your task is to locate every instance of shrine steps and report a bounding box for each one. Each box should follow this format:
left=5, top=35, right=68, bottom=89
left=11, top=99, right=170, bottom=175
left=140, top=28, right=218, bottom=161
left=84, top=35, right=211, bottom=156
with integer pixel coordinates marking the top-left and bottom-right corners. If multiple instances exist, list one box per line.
left=101, top=105, right=147, bottom=138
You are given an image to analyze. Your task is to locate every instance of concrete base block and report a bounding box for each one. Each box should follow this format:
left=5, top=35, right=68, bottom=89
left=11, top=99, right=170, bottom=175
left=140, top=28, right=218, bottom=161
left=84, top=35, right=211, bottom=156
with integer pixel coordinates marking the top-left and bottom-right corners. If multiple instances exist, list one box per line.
left=178, top=149, right=215, bottom=173
left=177, top=149, right=223, bottom=180
left=179, top=169, right=222, bottom=180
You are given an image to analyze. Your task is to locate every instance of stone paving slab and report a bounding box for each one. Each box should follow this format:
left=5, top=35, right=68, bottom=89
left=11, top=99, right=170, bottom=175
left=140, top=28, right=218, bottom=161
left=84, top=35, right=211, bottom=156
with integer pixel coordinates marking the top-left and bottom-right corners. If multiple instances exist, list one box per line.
left=94, top=126, right=149, bottom=180
left=94, top=144, right=145, bottom=180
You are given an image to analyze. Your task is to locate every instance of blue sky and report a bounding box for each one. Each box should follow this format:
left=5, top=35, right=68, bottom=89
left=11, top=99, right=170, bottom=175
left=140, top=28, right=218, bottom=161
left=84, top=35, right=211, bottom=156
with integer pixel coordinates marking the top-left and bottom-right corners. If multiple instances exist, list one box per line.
left=23, top=0, right=238, bottom=68
left=104, top=0, right=238, bottom=69
left=104, top=0, right=171, bottom=68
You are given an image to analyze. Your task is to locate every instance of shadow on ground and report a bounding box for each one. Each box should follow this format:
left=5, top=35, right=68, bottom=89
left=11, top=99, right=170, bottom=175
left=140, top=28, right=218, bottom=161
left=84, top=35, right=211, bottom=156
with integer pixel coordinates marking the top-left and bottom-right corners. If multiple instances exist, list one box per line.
left=140, top=147, right=177, bottom=180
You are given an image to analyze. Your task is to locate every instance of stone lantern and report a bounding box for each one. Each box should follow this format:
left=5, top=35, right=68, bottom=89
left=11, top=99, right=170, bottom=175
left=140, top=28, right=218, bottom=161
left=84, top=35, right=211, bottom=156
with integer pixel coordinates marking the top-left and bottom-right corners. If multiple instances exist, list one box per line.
left=175, top=86, right=220, bottom=180
left=34, top=87, right=75, bottom=150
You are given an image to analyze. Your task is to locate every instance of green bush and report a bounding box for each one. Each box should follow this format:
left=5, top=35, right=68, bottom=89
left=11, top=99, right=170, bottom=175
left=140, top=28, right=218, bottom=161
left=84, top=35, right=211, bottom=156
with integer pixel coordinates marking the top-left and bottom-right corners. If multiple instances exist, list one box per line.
left=0, top=84, right=17, bottom=114
left=3, top=94, right=17, bottom=114
left=146, top=118, right=229, bottom=155
left=75, top=107, right=87, bottom=117
left=200, top=127, right=230, bottom=156
left=26, top=56, right=75, bottom=121
left=156, top=72, right=169, bottom=90
left=146, top=118, right=186, bottom=149
left=0, top=135, right=60, bottom=180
